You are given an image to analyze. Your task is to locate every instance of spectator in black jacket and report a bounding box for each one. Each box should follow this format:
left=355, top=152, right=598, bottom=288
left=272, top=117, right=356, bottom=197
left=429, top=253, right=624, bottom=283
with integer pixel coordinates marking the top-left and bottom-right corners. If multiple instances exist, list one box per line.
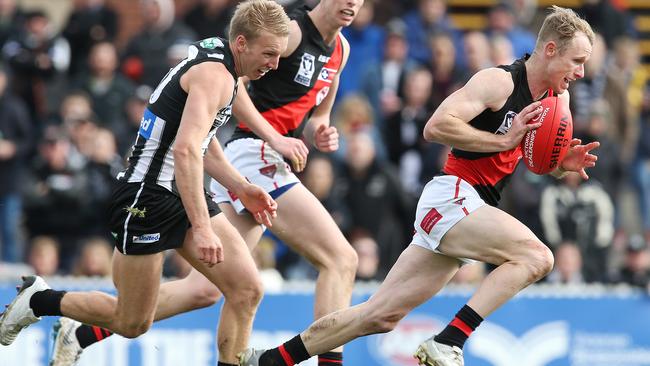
left=2, top=9, right=70, bottom=124
left=337, top=130, right=415, bottom=276
left=22, top=125, right=89, bottom=271
left=62, top=0, right=117, bottom=77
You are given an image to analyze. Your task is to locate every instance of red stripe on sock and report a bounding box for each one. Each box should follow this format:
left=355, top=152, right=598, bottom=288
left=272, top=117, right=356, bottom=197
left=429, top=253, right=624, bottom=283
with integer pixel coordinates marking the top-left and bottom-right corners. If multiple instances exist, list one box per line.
left=278, top=345, right=295, bottom=366
left=92, top=326, right=105, bottom=341
left=450, top=317, right=473, bottom=337
left=318, top=358, right=343, bottom=364
left=102, top=328, right=113, bottom=337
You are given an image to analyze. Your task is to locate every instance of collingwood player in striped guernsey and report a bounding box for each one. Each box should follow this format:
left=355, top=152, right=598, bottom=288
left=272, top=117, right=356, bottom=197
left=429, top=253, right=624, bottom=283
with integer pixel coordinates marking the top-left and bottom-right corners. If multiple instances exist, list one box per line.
left=0, top=2, right=291, bottom=366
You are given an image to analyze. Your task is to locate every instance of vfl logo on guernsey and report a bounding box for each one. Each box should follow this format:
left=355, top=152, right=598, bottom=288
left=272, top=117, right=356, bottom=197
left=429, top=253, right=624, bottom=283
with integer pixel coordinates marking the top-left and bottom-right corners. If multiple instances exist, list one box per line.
left=468, top=321, right=570, bottom=366
left=496, top=111, right=517, bottom=135
left=139, top=108, right=157, bottom=139
left=132, top=233, right=160, bottom=244
left=294, top=52, right=316, bottom=86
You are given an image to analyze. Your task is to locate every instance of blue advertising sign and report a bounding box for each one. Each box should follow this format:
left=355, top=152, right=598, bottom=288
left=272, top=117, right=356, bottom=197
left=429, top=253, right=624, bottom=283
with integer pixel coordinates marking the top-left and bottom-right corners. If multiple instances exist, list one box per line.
left=1, top=282, right=650, bottom=366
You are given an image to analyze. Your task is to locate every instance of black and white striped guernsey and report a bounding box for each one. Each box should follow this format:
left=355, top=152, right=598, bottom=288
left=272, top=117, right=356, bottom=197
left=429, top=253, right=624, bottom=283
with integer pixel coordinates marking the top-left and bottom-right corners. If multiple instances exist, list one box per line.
left=117, top=37, right=238, bottom=193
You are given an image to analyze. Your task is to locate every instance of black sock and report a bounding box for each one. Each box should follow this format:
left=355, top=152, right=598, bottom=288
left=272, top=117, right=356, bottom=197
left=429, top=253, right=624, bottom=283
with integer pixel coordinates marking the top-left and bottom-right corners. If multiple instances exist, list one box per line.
left=75, top=324, right=113, bottom=348
left=434, top=304, right=483, bottom=349
left=259, top=335, right=311, bottom=366
left=318, top=351, right=343, bottom=365
left=217, top=362, right=237, bottom=366
left=29, top=290, right=66, bottom=317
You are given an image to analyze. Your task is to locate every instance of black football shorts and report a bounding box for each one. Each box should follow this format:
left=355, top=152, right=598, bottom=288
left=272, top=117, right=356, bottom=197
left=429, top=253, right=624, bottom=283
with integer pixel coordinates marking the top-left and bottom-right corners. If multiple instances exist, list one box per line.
left=108, top=181, right=220, bottom=255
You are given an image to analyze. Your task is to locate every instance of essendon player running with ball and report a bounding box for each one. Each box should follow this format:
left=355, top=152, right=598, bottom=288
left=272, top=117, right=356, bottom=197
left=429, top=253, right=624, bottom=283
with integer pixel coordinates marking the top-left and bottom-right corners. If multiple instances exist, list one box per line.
left=238, top=6, right=600, bottom=366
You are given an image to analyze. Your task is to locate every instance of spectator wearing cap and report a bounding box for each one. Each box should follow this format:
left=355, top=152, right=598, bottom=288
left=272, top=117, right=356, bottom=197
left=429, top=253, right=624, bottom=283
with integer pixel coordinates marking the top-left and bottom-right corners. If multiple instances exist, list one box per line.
left=613, top=234, right=650, bottom=290
left=484, top=2, right=536, bottom=60
left=0, top=63, right=32, bottom=262
left=1, top=9, right=70, bottom=125
left=22, top=125, right=90, bottom=271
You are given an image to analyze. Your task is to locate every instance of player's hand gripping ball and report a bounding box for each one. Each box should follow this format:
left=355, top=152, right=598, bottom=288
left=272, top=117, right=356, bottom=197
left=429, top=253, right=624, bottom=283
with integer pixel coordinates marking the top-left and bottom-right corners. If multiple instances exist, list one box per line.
left=520, top=94, right=573, bottom=175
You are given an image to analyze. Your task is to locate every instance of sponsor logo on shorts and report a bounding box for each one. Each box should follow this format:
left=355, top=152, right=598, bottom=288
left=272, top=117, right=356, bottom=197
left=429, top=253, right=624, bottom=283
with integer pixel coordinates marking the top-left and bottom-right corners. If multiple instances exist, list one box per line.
left=420, top=208, right=443, bottom=234
left=259, top=164, right=277, bottom=179
left=124, top=206, right=147, bottom=218
left=294, top=52, right=315, bottom=86
left=453, top=197, right=466, bottom=205
left=132, top=233, right=160, bottom=244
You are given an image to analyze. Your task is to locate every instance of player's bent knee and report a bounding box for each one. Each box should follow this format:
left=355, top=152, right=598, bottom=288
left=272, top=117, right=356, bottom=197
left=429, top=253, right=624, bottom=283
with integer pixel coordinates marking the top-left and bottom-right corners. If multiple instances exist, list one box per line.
left=363, top=307, right=406, bottom=335
left=524, top=241, right=555, bottom=281
left=117, top=320, right=153, bottom=339
left=319, top=244, right=358, bottom=279
left=191, top=283, right=222, bottom=309
left=340, top=245, right=359, bottom=277
left=224, top=279, right=263, bottom=312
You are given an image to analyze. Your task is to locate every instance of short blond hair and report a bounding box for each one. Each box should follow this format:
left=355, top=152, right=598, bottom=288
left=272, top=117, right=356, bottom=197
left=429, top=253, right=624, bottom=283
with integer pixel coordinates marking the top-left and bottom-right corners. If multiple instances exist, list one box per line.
left=229, top=0, right=290, bottom=41
left=535, top=6, right=594, bottom=53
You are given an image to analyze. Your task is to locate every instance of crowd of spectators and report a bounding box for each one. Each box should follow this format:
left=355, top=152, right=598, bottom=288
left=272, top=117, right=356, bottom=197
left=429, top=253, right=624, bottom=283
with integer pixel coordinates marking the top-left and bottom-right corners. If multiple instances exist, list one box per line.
left=0, top=0, right=648, bottom=292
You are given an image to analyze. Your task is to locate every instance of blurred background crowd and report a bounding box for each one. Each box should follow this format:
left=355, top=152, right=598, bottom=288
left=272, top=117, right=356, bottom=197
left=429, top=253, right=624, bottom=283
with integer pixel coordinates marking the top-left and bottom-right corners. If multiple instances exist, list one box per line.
left=0, top=0, right=649, bottom=292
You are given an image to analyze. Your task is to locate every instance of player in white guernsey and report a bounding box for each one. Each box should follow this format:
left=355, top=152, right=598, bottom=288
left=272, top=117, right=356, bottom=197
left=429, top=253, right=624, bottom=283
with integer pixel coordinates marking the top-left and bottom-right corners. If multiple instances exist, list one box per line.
left=0, top=2, right=290, bottom=366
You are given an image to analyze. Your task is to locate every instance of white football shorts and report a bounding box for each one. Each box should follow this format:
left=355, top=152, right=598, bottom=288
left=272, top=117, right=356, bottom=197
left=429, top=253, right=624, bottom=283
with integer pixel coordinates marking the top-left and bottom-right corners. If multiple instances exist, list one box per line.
left=211, top=138, right=300, bottom=213
left=411, top=175, right=486, bottom=261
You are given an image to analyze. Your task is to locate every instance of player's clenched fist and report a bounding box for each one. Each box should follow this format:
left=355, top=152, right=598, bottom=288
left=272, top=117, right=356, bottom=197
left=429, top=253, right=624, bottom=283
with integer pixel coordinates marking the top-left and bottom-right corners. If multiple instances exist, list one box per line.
left=191, top=226, right=223, bottom=267
left=314, top=124, right=339, bottom=152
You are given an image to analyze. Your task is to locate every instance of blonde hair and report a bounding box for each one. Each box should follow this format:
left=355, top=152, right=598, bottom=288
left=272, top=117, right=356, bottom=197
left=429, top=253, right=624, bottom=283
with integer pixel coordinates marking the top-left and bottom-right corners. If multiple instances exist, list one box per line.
left=229, top=0, right=290, bottom=41
left=535, top=6, right=594, bottom=53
